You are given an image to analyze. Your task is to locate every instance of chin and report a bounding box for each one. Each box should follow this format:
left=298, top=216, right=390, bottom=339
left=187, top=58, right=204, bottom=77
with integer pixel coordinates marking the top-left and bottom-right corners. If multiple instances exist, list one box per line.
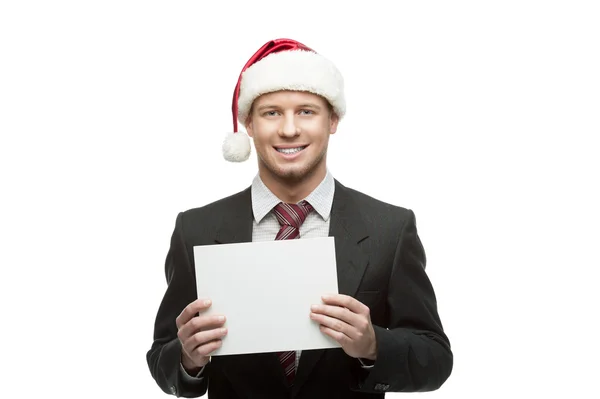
left=274, top=166, right=309, bottom=182
left=261, top=160, right=309, bottom=182
left=258, top=151, right=326, bottom=183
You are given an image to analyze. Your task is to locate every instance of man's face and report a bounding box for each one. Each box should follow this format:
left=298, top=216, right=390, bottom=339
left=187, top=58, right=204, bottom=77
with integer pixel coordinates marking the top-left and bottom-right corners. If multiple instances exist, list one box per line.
left=245, top=90, right=339, bottom=184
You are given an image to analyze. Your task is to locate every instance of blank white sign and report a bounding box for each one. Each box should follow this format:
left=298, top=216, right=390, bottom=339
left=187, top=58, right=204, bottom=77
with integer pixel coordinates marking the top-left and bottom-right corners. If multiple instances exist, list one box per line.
left=193, top=236, right=341, bottom=356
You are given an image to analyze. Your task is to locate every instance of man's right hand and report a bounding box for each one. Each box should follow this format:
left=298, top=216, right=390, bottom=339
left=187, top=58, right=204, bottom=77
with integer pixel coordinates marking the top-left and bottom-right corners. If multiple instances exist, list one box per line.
left=176, top=298, right=227, bottom=372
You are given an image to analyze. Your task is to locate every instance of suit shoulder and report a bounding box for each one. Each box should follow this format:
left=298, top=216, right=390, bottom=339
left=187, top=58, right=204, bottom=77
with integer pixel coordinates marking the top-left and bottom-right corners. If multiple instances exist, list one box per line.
left=340, top=183, right=413, bottom=219
left=338, top=183, right=419, bottom=241
left=179, top=186, right=251, bottom=221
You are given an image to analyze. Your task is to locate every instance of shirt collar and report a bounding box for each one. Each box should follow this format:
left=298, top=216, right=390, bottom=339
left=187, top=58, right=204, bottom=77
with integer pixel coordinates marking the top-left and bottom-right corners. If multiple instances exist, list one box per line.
left=251, top=170, right=335, bottom=223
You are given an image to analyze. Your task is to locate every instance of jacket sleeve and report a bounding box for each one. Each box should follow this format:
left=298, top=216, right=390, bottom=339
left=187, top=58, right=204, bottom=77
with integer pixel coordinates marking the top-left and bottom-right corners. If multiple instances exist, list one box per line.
left=352, top=209, right=453, bottom=394
left=146, top=212, right=209, bottom=397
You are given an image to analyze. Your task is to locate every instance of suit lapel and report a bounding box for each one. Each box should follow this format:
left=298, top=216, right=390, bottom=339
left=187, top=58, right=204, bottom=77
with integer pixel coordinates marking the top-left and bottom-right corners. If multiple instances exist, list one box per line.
left=329, top=180, right=370, bottom=297
left=292, top=179, right=370, bottom=396
left=214, top=187, right=253, bottom=245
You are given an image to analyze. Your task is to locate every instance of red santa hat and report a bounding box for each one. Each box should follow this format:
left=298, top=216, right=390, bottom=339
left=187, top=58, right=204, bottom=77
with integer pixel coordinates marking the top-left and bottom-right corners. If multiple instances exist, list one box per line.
left=222, top=38, right=346, bottom=162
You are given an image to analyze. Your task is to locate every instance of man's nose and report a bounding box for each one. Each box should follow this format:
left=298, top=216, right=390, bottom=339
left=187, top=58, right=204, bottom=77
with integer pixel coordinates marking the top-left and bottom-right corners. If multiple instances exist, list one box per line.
left=279, top=113, right=300, bottom=137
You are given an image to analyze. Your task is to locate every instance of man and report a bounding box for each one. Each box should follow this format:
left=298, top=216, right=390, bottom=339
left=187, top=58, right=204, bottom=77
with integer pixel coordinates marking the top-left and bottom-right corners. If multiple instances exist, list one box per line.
left=147, top=38, right=453, bottom=398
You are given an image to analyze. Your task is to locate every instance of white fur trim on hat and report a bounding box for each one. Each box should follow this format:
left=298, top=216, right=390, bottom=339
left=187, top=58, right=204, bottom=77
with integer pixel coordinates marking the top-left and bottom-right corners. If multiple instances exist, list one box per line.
left=222, top=131, right=251, bottom=162
left=237, top=50, right=345, bottom=125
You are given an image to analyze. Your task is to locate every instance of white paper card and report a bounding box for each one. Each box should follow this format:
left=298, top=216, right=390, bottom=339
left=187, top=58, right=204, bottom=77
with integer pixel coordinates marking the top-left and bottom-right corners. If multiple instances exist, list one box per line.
left=193, top=236, right=341, bottom=356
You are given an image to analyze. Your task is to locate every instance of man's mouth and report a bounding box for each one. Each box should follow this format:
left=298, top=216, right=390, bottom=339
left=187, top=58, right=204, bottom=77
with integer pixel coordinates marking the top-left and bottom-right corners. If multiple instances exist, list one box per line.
left=275, top=146, right=307, bottom=154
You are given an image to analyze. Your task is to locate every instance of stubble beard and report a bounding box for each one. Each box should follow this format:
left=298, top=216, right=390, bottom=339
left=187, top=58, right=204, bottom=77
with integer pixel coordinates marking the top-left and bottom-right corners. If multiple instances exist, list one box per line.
left=258, top=144, right=328, bottom=186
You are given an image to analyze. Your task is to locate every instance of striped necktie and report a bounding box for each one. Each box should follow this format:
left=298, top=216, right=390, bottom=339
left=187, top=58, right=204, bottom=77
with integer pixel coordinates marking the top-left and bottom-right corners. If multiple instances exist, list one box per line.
left=273, top=200, right=314, bottom=384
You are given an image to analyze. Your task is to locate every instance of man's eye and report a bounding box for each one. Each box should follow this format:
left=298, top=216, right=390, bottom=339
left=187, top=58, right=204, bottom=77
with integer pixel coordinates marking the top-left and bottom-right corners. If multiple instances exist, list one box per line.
left=299, top=110, right=314, bottom=115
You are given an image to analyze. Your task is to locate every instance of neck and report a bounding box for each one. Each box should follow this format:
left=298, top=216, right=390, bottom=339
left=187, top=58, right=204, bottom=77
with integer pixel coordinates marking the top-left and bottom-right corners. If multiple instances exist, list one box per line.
left=259, top=165, right=327, bottom=204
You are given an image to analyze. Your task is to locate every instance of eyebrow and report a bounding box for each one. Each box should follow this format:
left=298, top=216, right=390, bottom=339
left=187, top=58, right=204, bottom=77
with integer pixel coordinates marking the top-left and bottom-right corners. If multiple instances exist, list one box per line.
left=298, top=103, right=322, bottom=110
left=256, top=105, right=277, bottom=112
left=256, top=103, right=322, bottom=112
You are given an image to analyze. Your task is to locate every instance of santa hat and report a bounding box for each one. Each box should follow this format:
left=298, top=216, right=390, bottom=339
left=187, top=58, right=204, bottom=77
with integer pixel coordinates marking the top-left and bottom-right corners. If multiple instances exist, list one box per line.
left=222, top=38, right=346, bottom=162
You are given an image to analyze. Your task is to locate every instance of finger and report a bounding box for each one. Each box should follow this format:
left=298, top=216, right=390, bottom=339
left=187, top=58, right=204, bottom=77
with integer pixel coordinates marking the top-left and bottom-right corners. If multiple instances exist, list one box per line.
left=183, top=326, right=228, bottom=355
left=176, top=298, right=212, bottom=329
left=190, top=339, right=224, bottom=358
left=321, top=294, right=368, bottom=315
left=178, top=314, right=226, bottom=342
left=319, top=325, right=348, bottom=344
left=311, top=303, right=362, bottom=328
left=310, top=311, right=358, bottom=340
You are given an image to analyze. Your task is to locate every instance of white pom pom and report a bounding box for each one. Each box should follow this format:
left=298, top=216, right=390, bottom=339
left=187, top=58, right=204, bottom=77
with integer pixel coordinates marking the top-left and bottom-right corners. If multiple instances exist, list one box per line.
left=222, top=131, right=251, bottom=162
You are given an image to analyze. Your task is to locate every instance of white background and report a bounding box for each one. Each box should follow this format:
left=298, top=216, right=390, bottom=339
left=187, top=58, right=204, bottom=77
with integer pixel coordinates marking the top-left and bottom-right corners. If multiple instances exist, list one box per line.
left=1, top=1, right=599, bottom=398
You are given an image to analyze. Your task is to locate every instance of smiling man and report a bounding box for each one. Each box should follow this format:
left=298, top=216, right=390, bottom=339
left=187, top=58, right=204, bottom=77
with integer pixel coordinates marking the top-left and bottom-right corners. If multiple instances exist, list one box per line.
left=147, top=38, right=453, bottom=398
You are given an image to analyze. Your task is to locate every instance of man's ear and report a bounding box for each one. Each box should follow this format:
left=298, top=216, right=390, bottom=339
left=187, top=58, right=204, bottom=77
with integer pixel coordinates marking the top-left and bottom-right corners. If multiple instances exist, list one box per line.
left=245, top=116, right=254, bottom=138
left=329, top=112, right=340, bottom=135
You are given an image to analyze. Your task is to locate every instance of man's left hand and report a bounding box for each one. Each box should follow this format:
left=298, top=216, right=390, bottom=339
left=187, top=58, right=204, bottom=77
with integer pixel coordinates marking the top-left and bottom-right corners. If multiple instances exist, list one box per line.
left=310, top=294, right=377, bottom=361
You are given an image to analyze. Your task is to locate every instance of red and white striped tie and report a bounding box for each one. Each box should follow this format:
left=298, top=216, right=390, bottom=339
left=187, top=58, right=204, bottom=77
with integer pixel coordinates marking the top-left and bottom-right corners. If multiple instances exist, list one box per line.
left=273, top=200, right=314, bottom=384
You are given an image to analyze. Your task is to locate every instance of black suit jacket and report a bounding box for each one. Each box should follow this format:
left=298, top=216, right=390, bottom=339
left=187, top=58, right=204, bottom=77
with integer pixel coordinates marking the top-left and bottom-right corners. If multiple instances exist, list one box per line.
left=147, top=180, right=453, bottom=398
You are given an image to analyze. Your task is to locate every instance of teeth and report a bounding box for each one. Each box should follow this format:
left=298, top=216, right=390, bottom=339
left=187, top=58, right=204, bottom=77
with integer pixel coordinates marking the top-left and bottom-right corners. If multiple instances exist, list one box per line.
left=277, top=146, right=305, bottom=154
